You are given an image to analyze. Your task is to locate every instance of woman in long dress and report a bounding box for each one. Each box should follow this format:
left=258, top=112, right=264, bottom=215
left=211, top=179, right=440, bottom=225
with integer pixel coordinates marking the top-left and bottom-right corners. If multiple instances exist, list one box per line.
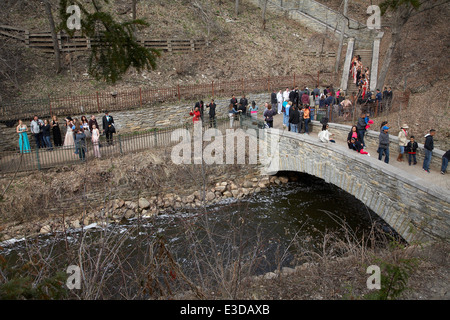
left=16, top=120, right=31, bottom=153
left=91, top=123, right=101, bottom=158
left=63, top=117, right=75, bottom=148
left=81, top=115, right=91, bottom=139
left=52, top=115, right=62, bottom=147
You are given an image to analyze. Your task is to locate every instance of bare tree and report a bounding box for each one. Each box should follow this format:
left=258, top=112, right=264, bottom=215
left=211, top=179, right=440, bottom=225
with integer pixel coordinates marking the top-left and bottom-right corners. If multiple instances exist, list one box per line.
left=44, top=0, right=62, bottom=74
left=235, top=0, right=240, bottom=18
left=261, top=0, right=269, bottom=30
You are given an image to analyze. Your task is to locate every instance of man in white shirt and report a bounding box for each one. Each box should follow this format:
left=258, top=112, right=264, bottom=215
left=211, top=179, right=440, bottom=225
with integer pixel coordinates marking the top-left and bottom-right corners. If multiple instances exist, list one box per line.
left=30, top=115, right=44, bottom=148
left=277, top=90, right=283, bottom=114
left=282, top=87, right=290, bottom=102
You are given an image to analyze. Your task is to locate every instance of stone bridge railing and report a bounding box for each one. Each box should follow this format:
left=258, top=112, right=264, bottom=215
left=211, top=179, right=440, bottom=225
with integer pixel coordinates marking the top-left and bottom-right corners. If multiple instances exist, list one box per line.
left=308, top=121, right=446, bottom=171
left=266, top=128, right=450, bottom=244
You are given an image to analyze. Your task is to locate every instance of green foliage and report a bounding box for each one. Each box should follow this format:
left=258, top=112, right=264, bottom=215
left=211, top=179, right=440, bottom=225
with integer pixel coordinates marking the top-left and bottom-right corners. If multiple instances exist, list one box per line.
left=0, top=254, right=69, bottom=300
left=379, top=0, right=422, bottom=15
left=365, top=241, right=419, bottom=300
left=58, top=0, right=160, bottom=83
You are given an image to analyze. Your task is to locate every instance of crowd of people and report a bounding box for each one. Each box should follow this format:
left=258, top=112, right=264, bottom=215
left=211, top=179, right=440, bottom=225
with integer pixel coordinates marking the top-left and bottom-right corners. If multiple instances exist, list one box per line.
left=350, top=55, right=393, bottom=112
left=15, top=88, right=448, bottom=175
left=15, top=111, right=116, bottom=161
left=344, top=115, right=449, bottom=175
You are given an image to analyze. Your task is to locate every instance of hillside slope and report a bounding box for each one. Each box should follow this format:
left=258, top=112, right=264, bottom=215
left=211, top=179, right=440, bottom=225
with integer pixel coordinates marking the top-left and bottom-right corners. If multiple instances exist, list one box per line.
left=0, top=0, right=448, bottom=149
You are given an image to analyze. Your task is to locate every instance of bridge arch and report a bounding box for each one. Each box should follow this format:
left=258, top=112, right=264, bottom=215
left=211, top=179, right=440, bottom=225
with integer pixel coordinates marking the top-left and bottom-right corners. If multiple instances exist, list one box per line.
left=265, top=129, right=450, bottom=244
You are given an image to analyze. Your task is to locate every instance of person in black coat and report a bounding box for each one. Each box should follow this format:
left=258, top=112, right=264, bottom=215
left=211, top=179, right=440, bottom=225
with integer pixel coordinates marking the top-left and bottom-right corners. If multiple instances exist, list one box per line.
left=102, top=110, right=115, bottom=145
left=271, top=90, right=278, bottom=107
left=51, top=115, right=62, bottom=147
left=239, top=95, right=248, bottom=115
left=289, top=105, right=300, bottom=133
left=289, top=87, right=298, bottom=108
left=206, top=99, right=217, bottom=128
left=441, top=150, right=450, bottom=174
left=422, top=129, right=435, bottom=173
left=230, top=95, right=238, bottom=110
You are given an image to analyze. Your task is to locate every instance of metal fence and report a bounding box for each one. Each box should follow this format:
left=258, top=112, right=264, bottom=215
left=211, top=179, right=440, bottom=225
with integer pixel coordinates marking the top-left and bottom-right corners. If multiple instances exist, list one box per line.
left=0, top=115, right=266, bottom=174
left=0, top=72, right=332, bottom=122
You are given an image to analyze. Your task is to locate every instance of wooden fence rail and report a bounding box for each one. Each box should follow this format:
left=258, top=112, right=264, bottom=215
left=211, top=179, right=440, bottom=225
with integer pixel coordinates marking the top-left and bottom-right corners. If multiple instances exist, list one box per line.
left=0, top=25, right=209, bottom=54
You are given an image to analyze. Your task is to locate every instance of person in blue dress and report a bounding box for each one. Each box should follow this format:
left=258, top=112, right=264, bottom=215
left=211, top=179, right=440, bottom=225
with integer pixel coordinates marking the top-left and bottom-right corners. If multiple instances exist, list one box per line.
left=16, top=120, right=31, bottom=153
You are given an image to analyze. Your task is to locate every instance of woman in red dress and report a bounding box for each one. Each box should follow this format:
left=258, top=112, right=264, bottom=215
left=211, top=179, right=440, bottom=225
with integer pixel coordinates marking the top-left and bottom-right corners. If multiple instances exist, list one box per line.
left=190, top=106, right=201, bottom=123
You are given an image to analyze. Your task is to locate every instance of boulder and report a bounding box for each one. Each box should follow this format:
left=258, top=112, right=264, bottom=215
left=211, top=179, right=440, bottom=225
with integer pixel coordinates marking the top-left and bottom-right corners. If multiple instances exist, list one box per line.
left=214, top=185, right=227, bottom=193
left=206, top=192, right=216, bottom=201
left=71, top=220, right=81, bottom=228
left=126, top=201, right=138, bottom=210
left=138, top=197, right=151, bottom=209
left=279, top=176, right=289, bottom=184
left=223, top=191, right=232, bottom=198
left=243, top=180, right=253, bottom=188
left=40, top=225, right=51, bottom=234
left=124, top=209, right=135, bottom=219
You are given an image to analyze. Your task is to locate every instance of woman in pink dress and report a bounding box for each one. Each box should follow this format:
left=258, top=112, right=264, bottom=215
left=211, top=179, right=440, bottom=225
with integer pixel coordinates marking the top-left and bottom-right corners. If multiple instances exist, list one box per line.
left=91, top=123, right=101, bottom=158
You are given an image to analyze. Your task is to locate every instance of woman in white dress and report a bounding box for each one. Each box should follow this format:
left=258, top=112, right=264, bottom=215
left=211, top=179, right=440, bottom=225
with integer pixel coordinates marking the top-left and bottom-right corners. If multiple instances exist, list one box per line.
left=91, top=123, right=101, bottom=158
left=63, top=117, right=75, bottom=147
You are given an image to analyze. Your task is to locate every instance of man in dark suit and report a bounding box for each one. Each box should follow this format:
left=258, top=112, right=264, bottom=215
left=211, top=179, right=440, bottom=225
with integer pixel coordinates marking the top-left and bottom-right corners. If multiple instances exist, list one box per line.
left=206, top=99, right=217, bottom=128
left=102, top=110, right=115, bottom=145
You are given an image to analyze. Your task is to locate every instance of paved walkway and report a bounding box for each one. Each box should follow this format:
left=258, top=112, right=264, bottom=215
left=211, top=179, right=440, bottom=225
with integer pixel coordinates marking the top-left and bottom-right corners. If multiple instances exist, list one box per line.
left=268, top=113, right=449, bottom=190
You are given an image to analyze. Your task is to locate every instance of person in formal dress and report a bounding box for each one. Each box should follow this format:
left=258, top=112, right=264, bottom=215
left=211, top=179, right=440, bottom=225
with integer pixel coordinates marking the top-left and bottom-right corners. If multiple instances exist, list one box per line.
left=81, top=115, right=91, bottom=139
left=91, top=123, right=101, bottom=159
left=102, top=111, right=115, bottom=145
left=63, top=117, right=75, bottom=148
left=16, top=120, right=31, bottom=153
left=51, top=115, right=62, bottom=147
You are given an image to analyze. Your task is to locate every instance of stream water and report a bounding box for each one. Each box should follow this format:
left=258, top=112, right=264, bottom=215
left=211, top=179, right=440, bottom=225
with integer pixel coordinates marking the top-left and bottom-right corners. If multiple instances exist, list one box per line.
left=0, top=173, right=399, bottom=297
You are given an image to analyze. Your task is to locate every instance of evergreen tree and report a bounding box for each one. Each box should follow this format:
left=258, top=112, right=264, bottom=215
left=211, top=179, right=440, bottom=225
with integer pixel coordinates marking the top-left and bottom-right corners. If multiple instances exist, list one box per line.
left=58, top=0, right=160, bottom=83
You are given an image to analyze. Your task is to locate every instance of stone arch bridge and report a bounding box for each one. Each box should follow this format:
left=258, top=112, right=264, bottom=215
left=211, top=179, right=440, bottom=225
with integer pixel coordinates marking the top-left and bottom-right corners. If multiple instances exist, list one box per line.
left=262, top=129, right=449, bottom=244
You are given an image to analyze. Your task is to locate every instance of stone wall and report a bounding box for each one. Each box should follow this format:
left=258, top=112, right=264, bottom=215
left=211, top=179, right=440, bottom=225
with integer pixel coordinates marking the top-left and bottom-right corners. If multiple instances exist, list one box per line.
left=269, top=129, right=450, bottom=244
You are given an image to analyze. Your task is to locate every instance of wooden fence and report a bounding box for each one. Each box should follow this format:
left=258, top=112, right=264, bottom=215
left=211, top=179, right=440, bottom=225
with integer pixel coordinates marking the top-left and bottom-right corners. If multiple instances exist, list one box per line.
left=0, top=25, right=209, bottom=54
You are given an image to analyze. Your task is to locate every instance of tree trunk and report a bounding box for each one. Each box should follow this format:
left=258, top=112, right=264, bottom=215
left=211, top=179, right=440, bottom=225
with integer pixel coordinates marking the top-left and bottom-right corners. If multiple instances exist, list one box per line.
left=44, top=0, right=61, bottom=74
left=262, top=0, right=268, bottom=30
left=132, top=0, right=137, bottom=20
left=235, top=0, right=240, bottom=18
